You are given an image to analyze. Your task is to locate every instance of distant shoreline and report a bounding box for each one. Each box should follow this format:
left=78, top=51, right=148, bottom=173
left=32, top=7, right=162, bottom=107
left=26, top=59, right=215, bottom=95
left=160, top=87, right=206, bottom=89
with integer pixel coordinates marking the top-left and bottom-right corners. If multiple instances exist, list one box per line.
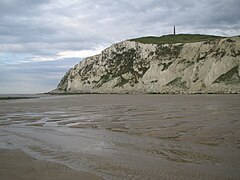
left=0, top=94, right=44, bottom=100
left=0, top=96, right=39, bottom=100
left=0, top=92, right=239, bottom=100
left=46, top=92, right=240, bottom=95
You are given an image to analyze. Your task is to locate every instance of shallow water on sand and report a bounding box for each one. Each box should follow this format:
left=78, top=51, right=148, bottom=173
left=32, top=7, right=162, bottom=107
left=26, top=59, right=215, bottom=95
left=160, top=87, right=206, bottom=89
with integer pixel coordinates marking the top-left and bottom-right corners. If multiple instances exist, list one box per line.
left=0, top=94, right=240, bottom=179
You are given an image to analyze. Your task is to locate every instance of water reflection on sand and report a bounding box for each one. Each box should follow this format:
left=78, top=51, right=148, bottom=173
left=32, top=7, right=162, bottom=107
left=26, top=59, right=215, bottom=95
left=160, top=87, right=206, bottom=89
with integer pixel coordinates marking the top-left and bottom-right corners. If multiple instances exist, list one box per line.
left=0, top=94, right=240, bottom=179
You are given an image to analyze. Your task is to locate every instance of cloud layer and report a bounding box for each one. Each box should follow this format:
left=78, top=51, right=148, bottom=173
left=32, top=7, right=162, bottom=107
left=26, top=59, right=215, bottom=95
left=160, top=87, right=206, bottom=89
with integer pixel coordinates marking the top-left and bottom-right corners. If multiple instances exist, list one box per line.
left=0, top=0, right=240, bottom=93
left=0, top=58, right=81, bottom=94
left=1, top=0, right=240, bottom=61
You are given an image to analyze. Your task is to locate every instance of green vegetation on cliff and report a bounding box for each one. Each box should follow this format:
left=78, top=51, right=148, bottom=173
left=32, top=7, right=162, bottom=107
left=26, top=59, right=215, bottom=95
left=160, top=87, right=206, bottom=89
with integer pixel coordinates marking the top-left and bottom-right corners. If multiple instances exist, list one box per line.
left=130, top=34, right=224, bottom=44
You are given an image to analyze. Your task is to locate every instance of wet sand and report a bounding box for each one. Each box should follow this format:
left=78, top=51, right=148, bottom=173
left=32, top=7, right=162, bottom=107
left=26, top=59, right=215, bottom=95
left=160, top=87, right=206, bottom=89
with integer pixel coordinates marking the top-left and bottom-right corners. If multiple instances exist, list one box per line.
left=0, top=149, right=102, bottom=180
left=0, top=94, right=240, bottom=179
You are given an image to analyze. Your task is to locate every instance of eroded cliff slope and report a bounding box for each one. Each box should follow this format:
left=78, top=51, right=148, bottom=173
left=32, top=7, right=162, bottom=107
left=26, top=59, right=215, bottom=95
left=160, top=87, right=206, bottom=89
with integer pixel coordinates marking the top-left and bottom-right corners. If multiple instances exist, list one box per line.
left=52, top=35, right=240, bottom=94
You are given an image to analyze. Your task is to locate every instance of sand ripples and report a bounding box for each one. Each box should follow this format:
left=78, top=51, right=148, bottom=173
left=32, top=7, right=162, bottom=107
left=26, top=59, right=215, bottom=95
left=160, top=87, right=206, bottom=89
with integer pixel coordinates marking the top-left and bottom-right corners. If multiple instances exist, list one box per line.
left=0, top=95, right=240, bottom=179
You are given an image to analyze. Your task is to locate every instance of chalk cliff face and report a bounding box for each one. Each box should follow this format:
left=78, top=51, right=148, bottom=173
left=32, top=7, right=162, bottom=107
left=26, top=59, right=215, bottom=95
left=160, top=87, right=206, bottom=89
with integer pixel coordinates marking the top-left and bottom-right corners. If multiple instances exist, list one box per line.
left=52, top=36, right=240, bottom=94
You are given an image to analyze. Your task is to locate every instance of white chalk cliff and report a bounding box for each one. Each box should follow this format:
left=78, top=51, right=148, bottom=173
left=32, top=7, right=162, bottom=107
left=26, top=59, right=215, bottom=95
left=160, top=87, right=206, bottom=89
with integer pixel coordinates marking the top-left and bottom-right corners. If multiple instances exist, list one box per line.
left=52, top=36, right=240, bottom=94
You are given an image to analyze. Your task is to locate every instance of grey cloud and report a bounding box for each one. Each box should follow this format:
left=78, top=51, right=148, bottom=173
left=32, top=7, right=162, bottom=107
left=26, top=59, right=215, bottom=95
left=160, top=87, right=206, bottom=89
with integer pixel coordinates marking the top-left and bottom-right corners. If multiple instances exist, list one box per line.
left=1, top=0, right=240, bottom=56
left=0, top=58, right=81, bottom=94
left=0, top=0, right=240, bottom=93
left=0, top=0, right=50, bottom=17
left=169, top=0, right=240, bottom=26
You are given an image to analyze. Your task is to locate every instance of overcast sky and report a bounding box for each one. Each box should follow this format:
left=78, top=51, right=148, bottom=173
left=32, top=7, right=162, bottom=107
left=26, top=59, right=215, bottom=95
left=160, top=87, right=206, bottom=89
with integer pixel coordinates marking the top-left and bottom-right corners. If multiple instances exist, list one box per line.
left=1, top=0, right=240, bottom=94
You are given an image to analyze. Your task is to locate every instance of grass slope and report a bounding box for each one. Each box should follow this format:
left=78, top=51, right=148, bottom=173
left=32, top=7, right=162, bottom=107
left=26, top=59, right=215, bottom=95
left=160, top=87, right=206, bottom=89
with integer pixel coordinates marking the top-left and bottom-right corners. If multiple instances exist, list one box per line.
left=130, top=34, right=224, bottom=44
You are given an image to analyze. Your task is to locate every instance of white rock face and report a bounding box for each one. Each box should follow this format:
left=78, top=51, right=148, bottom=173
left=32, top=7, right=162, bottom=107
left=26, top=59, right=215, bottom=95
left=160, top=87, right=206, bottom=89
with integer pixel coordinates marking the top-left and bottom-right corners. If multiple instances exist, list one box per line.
left=52, top=37, right=240, bottom=94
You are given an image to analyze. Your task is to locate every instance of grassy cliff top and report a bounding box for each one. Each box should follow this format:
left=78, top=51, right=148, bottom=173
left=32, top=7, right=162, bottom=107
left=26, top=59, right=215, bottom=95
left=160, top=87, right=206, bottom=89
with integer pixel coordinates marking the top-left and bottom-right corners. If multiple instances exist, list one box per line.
left=130, top=34, right=224, bottom=44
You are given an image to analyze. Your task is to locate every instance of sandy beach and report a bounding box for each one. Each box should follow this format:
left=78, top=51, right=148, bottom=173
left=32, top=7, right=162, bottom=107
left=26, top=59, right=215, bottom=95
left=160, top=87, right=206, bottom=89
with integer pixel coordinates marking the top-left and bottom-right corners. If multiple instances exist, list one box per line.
left=0, top=94, right=240, bottom=179
left=0, top=149, right=102, bottom=180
